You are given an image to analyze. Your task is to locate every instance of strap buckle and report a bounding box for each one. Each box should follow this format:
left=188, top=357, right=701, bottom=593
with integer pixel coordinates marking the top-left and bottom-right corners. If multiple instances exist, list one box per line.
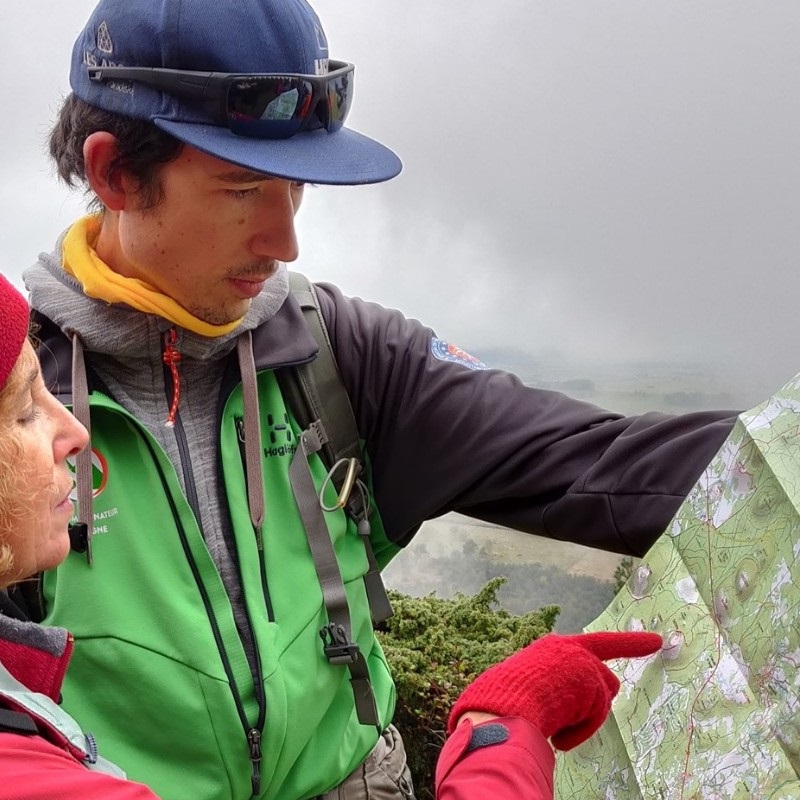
left=320, top=623, right=360, bottom=665
left=69, top=522, right=92, bottom=564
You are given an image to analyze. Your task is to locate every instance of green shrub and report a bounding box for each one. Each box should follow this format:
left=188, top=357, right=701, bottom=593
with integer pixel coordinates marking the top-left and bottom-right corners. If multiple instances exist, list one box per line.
left=376, top=577, right=559, bottom=798
left=612, top=557, right=635, bottom=594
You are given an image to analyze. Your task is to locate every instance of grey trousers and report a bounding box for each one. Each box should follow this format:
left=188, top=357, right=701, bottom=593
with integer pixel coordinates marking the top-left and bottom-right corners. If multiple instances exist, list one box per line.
left=316, top=725, right=417, bottom=800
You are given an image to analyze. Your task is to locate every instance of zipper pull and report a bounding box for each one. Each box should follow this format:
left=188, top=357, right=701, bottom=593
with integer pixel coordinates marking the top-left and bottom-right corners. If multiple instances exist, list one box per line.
left=83, top=732, right=99, bottom=764
left=248, top=728, right=262, bottom=796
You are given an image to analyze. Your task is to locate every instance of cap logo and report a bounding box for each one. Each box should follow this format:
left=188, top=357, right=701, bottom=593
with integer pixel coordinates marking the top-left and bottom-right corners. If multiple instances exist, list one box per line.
left=314, top=22, right=328, bottom=53
left=83, top=20, right=127, bottom=89
left=97, top=21, right=114, bottom=54
left=312, top=22, right=329, bottom=76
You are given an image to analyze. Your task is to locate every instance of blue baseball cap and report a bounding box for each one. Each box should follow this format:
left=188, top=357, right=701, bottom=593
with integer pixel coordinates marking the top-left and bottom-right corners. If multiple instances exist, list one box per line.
left=70, top=0, right=402, bottom=185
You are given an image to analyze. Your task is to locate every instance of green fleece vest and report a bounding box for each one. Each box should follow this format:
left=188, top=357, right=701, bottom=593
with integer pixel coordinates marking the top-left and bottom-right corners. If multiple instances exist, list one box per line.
left=42, top=372, right=397, bottom=800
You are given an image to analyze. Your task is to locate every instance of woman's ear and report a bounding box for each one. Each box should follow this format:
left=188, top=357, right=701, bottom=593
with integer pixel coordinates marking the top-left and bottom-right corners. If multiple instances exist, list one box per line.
left=83, top=132, right=131, bottom=212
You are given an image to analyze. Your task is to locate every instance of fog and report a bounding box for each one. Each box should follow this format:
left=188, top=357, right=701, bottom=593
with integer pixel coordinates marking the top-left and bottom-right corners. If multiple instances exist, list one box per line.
left=4, top=1, right=800, bottom=408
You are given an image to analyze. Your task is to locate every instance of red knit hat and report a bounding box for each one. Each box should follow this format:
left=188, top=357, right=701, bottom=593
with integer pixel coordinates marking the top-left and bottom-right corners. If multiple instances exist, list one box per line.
left=0, top=274, right=30, bottom=392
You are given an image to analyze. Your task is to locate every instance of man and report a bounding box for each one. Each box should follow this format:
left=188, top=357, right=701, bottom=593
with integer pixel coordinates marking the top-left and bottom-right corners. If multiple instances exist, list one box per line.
left=22, top=0, right=735, bottom=798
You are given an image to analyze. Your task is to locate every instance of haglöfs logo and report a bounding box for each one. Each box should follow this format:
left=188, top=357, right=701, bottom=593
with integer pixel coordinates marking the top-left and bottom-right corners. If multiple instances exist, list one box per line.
left=263, top=412, right=297, bottom=458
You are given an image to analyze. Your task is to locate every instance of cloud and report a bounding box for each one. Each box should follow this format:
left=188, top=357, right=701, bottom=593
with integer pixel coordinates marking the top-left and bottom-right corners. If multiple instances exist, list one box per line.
left=4, top=0, right=800, bottom=408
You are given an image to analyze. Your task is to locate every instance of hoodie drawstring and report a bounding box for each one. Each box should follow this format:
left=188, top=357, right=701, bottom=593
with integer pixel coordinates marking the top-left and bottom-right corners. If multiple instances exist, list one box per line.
left=163, top=328, right=182, bottom=428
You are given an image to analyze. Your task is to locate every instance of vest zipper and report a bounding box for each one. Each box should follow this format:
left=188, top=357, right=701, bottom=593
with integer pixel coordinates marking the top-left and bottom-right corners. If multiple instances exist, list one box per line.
left=248, top=728, right=262, bottom=796
left=141, top=432, right=267, bottom=798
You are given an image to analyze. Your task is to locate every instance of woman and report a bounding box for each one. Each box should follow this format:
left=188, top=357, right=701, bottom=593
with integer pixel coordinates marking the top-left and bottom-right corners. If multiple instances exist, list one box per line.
left=0, top=273, right=158, bottom=798
left=0, top=272, right=661, bottom=798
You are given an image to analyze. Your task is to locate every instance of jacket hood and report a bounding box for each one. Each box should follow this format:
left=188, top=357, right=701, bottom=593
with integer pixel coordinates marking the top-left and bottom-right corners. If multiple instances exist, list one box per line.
left=0, top=593, right=71, bottom=703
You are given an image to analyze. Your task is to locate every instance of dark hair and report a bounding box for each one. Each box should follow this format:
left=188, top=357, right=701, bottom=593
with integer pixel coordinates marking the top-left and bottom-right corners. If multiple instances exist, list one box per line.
left=49, top=93, right=184, bottom=210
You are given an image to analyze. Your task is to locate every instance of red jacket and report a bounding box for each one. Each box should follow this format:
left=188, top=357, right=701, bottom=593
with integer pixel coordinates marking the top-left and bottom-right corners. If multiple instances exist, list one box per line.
left=0, top=735, right=158, bottom=800
left=436, top=717, right=554, bottom=800
left=0, top=602, right=157, bottom=800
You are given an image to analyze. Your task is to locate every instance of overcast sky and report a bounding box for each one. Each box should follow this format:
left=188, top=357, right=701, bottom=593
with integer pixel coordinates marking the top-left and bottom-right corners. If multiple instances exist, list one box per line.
left=3, top=1, right=800, bottom=407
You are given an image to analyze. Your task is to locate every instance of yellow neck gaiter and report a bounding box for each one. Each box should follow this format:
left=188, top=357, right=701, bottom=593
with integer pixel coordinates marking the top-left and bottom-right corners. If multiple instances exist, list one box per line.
left=62, top=215, right=244, bottom=337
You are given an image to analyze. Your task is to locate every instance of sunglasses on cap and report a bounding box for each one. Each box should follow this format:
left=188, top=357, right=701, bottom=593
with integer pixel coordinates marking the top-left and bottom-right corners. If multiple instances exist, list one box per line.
left=87, top=60, right=354, bottom=140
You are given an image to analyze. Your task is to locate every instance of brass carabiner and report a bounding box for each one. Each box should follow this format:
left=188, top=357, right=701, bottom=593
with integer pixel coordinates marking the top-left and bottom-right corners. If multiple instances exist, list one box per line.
left=336, top=457, right=360, bottom=509
left=319, top=457, right=361, bottom=512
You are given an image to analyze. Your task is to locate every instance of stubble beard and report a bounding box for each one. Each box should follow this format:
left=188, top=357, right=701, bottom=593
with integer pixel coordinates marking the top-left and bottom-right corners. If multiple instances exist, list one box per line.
left=187, top=259, right=279, bottom=325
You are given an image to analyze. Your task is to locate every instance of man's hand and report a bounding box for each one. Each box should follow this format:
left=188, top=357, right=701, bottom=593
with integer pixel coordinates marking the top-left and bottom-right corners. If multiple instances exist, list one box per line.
left=448, top=631, right=663, bottom=750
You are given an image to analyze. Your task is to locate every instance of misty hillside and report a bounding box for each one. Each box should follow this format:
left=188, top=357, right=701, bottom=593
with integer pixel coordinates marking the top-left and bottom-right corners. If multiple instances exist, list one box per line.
left=383, top=513, right=626, bottom=633
left=383, top=358, right=737, bottom=632
left=476, top=347, right=741, bottom=414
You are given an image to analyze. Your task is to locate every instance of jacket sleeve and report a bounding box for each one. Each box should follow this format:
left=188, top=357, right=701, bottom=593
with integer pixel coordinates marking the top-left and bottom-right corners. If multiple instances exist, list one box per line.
left=315, top=283, right=737, bottom=556
left=0, top=733, right=160, bottom=800
left=436, top=718, right=554, bottom=800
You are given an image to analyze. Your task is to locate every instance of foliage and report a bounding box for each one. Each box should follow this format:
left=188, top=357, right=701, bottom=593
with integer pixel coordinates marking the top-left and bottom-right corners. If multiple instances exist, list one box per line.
left=376, top=578, right=558, bottom=799
left=386, top=537, right=618, bottom=633
left=612, top=557, right=635, bottom=594
left=486, top=557, right=615, bottom=632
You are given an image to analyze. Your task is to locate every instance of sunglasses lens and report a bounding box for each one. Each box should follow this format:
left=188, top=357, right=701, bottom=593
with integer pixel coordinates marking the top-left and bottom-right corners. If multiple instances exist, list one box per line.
left=226, top=78, right=316, bottom=138
left=225, top=70, right=353, bottom=138
left=326, top=71, right=353, bottom=133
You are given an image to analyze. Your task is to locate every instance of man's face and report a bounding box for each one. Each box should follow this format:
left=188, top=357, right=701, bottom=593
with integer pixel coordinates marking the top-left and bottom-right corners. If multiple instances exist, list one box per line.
left=113, top=145, right=305, bottom=325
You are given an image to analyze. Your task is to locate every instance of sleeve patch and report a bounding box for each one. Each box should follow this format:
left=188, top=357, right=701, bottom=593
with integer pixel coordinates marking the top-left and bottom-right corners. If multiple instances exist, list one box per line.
left=466, top=722, right=510, bottom=752
left=430, top=338, right=488, bottom=371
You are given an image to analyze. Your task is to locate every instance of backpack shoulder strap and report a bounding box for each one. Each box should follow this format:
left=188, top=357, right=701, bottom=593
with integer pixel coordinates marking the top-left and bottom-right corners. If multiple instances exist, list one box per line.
left=279, top=272, right=392, bottom=623
left=278, top=272, right=394, bottom=729
left=278, top=271, right=361, bottom=469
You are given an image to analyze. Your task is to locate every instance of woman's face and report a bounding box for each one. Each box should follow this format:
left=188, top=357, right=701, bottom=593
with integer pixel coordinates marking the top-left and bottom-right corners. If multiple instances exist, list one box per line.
left=0, top=341, right=89, bottom=587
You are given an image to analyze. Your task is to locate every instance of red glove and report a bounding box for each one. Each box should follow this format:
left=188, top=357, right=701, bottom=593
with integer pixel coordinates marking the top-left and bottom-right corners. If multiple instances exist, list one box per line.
left=447, top=631, right=662, bottom=750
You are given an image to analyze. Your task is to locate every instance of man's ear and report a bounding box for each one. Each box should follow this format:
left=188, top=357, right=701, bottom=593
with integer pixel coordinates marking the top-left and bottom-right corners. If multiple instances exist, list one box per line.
left=83, top=132, right=133, bottom=212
